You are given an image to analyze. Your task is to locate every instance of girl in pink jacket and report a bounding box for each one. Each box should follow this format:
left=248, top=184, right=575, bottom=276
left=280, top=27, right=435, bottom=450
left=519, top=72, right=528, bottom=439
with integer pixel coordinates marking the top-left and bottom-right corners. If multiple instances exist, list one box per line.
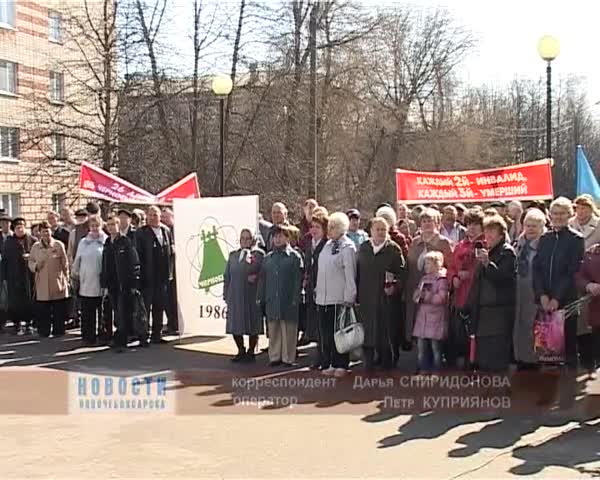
left=412, top=251, right=449, bottom=372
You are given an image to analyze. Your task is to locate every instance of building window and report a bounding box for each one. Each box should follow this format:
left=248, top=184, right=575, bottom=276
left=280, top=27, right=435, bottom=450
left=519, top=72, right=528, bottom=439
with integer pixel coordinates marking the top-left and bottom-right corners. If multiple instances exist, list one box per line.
left=0, top=193, right=20, bottom=218
left=52, top=193, right=66, bottom=212
left=0, top=126, right=19, bottom=160
left=49, top=71, right=64, bottom=102
left=51, top=133, right=66, bottom=162
left=49, top=11, right=63, bottom=42
left=0, top=60, right=17, bottom=94
left=0, top=1, right=16, bottom=29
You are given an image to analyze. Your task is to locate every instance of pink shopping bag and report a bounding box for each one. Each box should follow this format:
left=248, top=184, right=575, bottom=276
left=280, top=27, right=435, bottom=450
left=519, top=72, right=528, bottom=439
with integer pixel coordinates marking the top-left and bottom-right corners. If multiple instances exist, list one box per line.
left=533, top=309, right=565, bottom=364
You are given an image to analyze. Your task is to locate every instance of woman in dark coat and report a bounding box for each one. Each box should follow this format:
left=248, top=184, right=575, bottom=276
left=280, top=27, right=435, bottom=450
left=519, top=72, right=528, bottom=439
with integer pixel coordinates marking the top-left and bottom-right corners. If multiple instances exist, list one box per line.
left=467, top=215, right=516, bottom=372
left=1, top=218, right=36, bottom=335
left=303, top=213, right=328, bottom=351
left=357, top=217, right=407, bottom=370
left=224, top=229, right=265, bottom=363
left=533, top=197, right=585, bottom=368
left=575, top=242, right=600, bottom=371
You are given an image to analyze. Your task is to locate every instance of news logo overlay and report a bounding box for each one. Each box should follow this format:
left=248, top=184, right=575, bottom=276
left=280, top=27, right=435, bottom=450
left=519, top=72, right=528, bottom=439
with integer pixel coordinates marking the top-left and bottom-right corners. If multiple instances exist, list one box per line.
left=68, top=373, right=174, bottom=414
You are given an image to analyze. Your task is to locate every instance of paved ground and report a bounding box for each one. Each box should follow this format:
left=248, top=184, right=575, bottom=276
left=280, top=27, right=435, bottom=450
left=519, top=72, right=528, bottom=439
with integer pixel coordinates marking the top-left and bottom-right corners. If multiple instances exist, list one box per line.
left=0, top=330, right=599, bottom=479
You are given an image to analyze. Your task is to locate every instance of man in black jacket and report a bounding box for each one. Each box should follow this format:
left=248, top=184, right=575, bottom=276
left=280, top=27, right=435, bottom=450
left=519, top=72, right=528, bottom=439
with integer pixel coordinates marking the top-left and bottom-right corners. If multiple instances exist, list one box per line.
left=47, top=210, right=70, bottom=247
left=160, top=208, right=178, bottom=335
left=533, top=197, right=585, bottom=368
left=101, top=216, right=144, bottom=351
left=136, top=205, right=174, bottom=344
left=118, top=209, right=137, bottom=242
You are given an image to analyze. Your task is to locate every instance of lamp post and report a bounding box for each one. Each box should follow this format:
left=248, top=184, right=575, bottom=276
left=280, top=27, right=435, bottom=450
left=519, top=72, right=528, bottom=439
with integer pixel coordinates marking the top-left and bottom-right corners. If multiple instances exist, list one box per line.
left=211, top=75, right=233, bottom=196
left=537, top=35, right=560, bottom=160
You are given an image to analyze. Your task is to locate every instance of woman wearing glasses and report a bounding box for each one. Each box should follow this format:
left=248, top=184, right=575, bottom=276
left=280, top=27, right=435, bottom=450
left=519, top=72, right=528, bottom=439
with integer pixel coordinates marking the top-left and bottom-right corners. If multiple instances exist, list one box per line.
left=513, top=208, right=546, bottom=370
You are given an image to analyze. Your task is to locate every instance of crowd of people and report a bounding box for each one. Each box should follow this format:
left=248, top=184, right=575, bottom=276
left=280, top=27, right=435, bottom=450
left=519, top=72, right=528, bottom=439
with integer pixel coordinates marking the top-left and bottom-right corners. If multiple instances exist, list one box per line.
left=0, top=202, right=178, bottom=352
left=2, top=194, right=600, bottom=374
left=225, top=196, right=600, bottom=376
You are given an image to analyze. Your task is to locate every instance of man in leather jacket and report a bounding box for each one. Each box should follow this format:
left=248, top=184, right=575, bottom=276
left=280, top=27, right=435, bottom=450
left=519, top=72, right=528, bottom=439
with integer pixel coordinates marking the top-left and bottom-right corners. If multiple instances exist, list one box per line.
left=101, top=216, right=144, bottom=351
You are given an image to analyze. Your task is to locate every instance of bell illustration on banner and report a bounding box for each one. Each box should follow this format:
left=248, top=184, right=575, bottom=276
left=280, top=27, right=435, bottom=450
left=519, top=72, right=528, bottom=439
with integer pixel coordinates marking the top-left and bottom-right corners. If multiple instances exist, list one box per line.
left=198, top=226, right=228, bottom=291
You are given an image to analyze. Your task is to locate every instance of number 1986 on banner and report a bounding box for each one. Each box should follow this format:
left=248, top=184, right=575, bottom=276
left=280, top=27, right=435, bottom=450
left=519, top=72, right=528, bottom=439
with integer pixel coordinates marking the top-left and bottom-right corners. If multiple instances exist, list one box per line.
left=199, top=304, right=227, bottom=319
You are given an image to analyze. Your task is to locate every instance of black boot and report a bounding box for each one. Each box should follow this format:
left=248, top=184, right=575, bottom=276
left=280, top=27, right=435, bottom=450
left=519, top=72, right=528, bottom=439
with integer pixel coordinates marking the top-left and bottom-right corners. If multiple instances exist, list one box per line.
left=231, top=348, right=246, bottom=362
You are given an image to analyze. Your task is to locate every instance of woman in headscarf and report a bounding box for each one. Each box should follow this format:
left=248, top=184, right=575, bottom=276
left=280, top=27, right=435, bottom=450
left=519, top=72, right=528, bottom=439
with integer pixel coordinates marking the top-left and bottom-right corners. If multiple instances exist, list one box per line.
left=224, top=228, right=265, bottom=362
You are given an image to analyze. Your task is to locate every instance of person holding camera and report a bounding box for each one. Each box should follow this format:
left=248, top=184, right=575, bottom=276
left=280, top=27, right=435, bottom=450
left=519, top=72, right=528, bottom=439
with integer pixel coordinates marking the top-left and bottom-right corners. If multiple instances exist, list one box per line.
left=467, top=214, right=516, bottom=372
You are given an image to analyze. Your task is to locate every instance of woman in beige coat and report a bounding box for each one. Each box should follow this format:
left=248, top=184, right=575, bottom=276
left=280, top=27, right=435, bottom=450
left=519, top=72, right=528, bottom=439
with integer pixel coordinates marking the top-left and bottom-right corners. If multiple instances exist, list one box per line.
left=28, top=221, right=70, bottom=338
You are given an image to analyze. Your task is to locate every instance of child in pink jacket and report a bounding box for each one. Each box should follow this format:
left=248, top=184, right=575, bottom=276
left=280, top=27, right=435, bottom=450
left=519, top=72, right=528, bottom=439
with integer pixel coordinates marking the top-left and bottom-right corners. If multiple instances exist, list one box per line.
left=412, top=251, right=449, bottom=372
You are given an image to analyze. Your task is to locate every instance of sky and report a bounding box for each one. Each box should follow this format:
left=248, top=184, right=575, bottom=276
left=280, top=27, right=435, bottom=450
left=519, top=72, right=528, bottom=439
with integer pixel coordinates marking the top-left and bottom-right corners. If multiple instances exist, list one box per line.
left=163, top=0, right=600, bottom=105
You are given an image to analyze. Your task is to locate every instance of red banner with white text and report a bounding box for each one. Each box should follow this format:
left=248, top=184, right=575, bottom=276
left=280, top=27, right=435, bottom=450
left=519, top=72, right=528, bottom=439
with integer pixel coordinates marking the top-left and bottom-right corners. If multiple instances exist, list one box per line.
left=156, top=173, right=200, bottom=203
left=396, top=159, right=554, bottom=204
left=79, top=161, right=157, bottom=204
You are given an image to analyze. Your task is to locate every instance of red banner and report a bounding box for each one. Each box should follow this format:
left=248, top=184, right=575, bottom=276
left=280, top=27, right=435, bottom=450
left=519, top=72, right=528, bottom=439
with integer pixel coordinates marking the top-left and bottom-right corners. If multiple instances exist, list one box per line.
left=156, top=173, right=200, bottom=203
left=396, top=159, right=554, bottom=204
left=79, top=162, right=156, bottom=204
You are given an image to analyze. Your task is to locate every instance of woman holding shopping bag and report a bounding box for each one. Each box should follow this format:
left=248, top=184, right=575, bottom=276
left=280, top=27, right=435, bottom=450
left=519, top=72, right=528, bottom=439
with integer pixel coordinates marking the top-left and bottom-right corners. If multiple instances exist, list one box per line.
left=314, top=212, right=357, bottom=378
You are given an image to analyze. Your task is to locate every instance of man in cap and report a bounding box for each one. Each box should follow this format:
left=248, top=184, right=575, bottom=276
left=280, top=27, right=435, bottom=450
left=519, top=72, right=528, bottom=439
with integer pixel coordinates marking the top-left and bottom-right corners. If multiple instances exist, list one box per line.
left=118, top=208, right=136, bottom=242
left=67, top=208, right=90, bottom=263
left=346, top=209, right=368, bottom=248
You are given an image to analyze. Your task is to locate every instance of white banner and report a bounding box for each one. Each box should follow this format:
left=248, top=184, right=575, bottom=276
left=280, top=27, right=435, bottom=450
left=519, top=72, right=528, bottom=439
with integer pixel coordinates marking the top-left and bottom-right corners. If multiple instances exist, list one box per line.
left=173, top=196, right=259, bottom=335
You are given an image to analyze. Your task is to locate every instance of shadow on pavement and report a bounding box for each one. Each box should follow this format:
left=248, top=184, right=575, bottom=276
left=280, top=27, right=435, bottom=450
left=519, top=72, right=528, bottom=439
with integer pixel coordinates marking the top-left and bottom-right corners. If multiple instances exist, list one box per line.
left=1, top=330, right=599, bottom=476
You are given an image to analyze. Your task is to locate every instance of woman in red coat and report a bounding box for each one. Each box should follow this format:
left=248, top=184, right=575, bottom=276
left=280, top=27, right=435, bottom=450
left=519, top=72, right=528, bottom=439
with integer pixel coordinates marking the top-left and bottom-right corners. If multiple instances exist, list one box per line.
left=575, top=243, right=600, bottom=371
left=445, top=208, right=485, bottom=367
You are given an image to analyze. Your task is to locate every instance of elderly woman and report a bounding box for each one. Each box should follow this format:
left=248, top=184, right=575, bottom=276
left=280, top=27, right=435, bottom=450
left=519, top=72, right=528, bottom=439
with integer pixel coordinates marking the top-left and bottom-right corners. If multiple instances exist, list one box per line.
left=513, top=208, right=546, bottom=369
left=28, top=221, right=70, bottom=338
left=405, top=208, right=453, bottom=345
left=315, top=212, right=357, bottom=378
left=396, top=202, right=417, bottom=238
left=258, top=226, right=303, bottom=368
left=2, top=218, right=36, bottom=335
left=533, top=197, right=585, bottom=367
left=376, top=205, right=410, bottom=356
left=357, top=217, right=406, bottom=371
left=467, top=215, right=516, bottom=371
left=303, top=212, right=328, bottom=367
left=446, top=208, right=485, bottom=367
left=569, top=195, right=600, bottom=249
left=508, top=200, right=524, bottom=242
left=376, top=205, right=409, bottom=256
left=72, top=215, right=108, bottom=345
left=224, top=229, right=264, bottom=363
left=575, top=242, right=600, bottom=371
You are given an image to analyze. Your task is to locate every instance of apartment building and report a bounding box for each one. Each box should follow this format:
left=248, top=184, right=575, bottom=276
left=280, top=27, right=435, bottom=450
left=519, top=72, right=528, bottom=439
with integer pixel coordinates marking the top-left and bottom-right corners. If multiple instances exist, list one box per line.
left=0, top=0, right=95, bottom=221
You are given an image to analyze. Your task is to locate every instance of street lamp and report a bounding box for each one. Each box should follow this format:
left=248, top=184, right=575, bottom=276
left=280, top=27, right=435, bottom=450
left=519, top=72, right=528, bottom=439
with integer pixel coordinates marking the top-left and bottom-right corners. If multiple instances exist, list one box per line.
left=537, top=35, right=560, bottom=160
left=211, top=74, right=233, bottom=196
